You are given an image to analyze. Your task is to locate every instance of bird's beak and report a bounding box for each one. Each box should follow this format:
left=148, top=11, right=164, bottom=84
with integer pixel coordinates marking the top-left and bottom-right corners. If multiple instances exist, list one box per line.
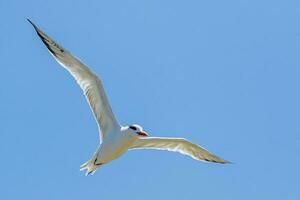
left=137, top=131, right=149, bottom=137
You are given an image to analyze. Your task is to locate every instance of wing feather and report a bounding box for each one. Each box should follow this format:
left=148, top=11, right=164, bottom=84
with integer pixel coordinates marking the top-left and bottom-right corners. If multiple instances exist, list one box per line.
left=130, top=137, right=229, bottom=164
left=28, top=19, right=120, bottom=140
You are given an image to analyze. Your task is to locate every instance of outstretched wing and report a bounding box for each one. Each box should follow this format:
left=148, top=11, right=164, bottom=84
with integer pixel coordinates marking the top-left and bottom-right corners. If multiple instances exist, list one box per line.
left=28, top=19, right=120, bottom=141
left=130, top=137, right=229, bottom=163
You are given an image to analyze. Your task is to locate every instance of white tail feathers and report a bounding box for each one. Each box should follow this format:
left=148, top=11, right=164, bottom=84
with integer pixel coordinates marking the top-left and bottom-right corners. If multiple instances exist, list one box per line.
left=80, top=159, right=99, bottom=176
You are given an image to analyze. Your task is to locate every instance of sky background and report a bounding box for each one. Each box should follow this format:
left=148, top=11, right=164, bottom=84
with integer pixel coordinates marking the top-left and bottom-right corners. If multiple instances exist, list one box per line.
left=1, top=0, right=300, bottom=199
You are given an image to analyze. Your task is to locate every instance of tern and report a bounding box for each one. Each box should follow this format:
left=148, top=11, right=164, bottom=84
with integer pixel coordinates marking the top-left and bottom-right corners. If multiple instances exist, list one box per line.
left=28, top=19, right=229, bottom=175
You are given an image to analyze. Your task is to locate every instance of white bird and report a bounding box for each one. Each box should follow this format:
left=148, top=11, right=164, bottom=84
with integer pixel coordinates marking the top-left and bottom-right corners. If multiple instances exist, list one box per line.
left=28, top=19, right=229, bottom=175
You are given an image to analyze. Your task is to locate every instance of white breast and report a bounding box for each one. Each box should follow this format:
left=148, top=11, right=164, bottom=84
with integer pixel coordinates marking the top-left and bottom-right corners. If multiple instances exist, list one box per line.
left=96, top=133, right=136, bottom=163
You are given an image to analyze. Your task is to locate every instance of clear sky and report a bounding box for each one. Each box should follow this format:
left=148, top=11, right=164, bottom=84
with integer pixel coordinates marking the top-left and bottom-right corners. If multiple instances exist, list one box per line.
left=1, top=0, right=300, bottom=199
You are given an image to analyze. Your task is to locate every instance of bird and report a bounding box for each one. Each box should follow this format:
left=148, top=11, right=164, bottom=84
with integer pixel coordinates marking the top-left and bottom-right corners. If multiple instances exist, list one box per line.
left=28, top=19, right=229, bottom=175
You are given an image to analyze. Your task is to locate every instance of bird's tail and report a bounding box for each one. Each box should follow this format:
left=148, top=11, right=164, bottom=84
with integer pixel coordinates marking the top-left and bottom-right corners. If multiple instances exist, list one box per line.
left=80, top=159, right=99, bottom=176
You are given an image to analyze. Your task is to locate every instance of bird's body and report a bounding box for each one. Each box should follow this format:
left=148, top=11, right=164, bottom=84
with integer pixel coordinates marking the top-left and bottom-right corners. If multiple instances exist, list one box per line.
left=96, top=128, right=136, bottom=164
left=81, top=127, right=138, bottom=174
left=28, top=19, right=229, bottom=176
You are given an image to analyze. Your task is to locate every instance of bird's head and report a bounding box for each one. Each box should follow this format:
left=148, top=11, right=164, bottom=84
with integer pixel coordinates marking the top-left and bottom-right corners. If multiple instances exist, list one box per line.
left=126, top=124, right=149, bottom=138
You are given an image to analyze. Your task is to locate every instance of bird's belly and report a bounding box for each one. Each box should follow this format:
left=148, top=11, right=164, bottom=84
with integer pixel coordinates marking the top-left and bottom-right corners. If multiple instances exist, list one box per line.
left=97, top=138, right=133, bottom=163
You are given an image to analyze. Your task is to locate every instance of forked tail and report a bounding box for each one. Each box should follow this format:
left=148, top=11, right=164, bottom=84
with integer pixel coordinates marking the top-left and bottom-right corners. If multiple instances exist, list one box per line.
left=80, top=158, right=101, bottom=176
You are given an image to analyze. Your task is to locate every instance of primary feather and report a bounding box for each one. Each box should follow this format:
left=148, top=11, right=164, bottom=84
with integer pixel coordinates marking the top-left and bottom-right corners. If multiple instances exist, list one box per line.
left=130, top=137, right=229, bottom=164
left=28, top=19, right=120, bottom=141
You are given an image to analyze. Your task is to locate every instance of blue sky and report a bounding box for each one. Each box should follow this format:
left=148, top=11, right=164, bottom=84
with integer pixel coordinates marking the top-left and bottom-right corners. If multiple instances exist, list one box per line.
left=1, top=0, right=300, bottom=199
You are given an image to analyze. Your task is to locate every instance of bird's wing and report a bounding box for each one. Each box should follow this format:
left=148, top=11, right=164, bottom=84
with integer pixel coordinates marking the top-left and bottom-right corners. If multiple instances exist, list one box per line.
left=130, top=137, right=229, bottom=163
left=28, top=19, right=120, bottom=141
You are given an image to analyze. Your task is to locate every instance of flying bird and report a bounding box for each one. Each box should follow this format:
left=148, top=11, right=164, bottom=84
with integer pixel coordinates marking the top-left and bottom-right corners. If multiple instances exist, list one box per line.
left=28, top=19, right=229, bottom=175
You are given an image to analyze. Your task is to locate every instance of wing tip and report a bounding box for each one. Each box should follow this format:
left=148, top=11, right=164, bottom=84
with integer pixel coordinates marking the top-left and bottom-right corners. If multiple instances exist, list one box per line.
left=27, top=18, right=43, bottom=37
left=219, top=160, right=232, bottom=164
left=27, top=19, right=60, bottom=56
left=217, top=159, right=233, bottom=164
left=203, top=157, right=232, bottom=164
left=27, top=18, right=38, bottom=30
left=224, top=160, right=234, bottom=164
left=27, top=18, right=33, bottom=24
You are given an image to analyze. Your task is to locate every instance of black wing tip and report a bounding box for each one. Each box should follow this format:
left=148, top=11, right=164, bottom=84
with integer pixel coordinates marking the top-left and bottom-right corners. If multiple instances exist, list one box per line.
left=27, top=18, right=41, bottom=33
left=204, top=158, right=232, bottom=164
left=27, top=19, right=58, bottom=56
left=27, top=18, right=36, bottom=28
left=26, top=18, right=32, bottom=24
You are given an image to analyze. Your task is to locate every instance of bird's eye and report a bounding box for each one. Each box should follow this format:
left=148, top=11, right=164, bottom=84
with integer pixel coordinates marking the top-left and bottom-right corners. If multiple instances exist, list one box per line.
left=129, top=126, right=137, bottom=131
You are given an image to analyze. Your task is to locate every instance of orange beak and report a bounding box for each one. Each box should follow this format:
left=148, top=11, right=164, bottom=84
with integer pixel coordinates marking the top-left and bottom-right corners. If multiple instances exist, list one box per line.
left=137, top=131, right=149, bottom=137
